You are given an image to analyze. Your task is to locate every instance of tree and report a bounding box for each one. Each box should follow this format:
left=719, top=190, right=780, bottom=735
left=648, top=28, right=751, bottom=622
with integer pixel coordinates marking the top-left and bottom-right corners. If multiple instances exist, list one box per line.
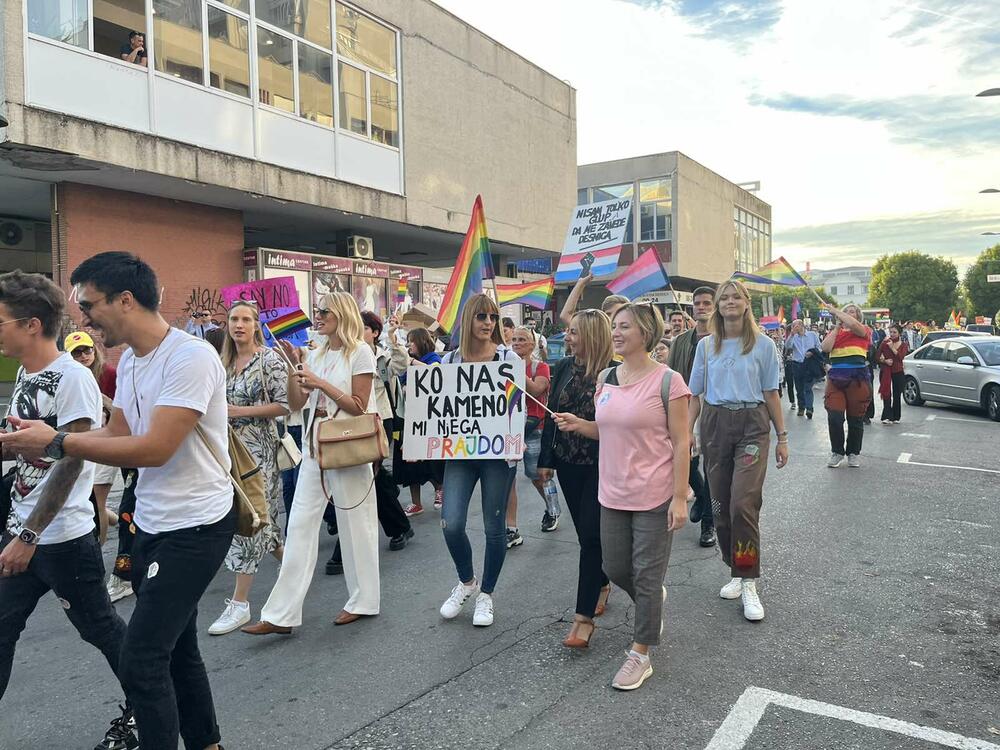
left=867, top=251, right=958, bottom=323
left=750, top=285, right=835, bottom=321
left=963, top=244, right=1000, bottom=320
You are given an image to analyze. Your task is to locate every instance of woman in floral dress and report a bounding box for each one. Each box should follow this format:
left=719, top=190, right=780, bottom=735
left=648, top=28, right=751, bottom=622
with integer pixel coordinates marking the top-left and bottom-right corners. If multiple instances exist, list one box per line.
left=207, top=301, right=290, bottom=635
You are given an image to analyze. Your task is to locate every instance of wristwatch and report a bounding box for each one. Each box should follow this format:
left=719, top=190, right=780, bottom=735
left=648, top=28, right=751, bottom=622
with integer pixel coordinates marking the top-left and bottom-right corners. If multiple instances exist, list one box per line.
left=44, top=431, right=69, bottom=460
left=18, top=528, right=40, bottom=545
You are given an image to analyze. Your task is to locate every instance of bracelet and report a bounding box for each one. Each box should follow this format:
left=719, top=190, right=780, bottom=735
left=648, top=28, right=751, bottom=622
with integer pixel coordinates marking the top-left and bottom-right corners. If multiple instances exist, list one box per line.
left=777, top=439, right=789, bottom=444
left=775, top=430, right=788, bottom=438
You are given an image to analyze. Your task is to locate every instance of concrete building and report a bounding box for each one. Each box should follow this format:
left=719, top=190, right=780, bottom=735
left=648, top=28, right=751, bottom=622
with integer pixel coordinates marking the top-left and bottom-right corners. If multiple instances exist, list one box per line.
left=0, top=0, right=576, bottom=376
left=803, top=264, right=872, bottom=306
left=572, top=152, right=772, bottom=312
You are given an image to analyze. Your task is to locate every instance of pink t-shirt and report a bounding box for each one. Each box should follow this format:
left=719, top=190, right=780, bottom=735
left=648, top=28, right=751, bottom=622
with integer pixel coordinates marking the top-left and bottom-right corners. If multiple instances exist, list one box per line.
left=594, top=363, right=691, bottom=511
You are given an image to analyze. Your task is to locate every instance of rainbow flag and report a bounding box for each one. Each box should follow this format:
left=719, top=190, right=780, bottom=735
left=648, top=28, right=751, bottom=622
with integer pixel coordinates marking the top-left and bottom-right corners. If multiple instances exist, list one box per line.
left=791, top=297, right=801, bottom=321
left=437, top=195, right=495, bottom=341
left=266, top=308, right=311, bottom=339
left=496, top=278, right=554, bottom=310
left=732, top=256, right=807, bottom=287
left=606, top=247, right=670, bottom=300
left=503, top=379, right=523, bottom=424
left=777, top=305, right=786, bottom=324
left=396, top=277, right=409, bottom=306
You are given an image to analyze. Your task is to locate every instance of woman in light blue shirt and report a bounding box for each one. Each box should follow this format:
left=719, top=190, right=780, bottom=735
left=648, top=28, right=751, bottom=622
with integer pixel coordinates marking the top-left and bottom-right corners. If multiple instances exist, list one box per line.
left=688, top=280, right=788, bottom=623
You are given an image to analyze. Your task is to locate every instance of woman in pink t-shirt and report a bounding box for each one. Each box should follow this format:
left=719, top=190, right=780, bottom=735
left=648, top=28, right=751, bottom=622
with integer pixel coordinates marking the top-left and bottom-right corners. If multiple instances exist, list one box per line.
left=555, top=303, right=690, bottom=692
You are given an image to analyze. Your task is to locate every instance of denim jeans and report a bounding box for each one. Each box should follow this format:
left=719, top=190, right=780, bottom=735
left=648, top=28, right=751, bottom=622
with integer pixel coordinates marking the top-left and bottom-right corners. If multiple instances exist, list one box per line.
left=791, top=361, right=815, bottom=411
left=0, top=531, right=127, bottom=698
left=441, top=460, right=516, bottom=594
left=118, top=507, right=236, bottom=750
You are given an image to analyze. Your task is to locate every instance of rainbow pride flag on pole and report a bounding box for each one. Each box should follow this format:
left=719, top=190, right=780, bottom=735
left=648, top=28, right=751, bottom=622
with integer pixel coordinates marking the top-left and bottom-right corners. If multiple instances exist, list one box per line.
left=396, top=276, right=409, bottom=306
left=606, top=247, right=669, bottom=300
left=732, top=256, right=807, bottom=287
left=437, top=195, right=495, bottom=342
left=496, top=278, right=554, bottom=310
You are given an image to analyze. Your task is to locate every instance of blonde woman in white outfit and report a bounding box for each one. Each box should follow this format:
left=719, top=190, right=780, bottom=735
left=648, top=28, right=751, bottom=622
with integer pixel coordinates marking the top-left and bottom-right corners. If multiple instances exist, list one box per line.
left=243, top=291, right=380, bottom=634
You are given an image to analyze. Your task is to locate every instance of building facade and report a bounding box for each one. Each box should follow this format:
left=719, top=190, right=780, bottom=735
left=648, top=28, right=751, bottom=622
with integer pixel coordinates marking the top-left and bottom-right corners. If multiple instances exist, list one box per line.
left=803, top=265, right=872, bottom=306
left=573, top=152, right=772, bottom=312
left=0, top=0, right=577, bottom=375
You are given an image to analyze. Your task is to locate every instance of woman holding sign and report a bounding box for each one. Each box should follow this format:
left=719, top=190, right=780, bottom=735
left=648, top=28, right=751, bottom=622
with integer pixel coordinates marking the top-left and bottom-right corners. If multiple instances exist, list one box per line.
left=554, top=304, right=690, bottom=691
left=537, top=308, right=615, bottom=648
left=243, top=291, right=380, bottom=634
left=437, top=294, right=519, bottom=628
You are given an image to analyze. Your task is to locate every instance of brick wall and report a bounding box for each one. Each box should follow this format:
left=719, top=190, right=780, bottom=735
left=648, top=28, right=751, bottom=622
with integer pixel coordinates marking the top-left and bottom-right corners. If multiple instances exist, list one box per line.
left=53, top=183, right=244, bottom=363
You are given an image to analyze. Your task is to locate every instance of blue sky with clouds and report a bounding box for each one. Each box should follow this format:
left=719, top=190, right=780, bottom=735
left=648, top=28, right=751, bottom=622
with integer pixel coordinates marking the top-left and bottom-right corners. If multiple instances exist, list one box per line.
left=436, top=0, right=1000, bottom=272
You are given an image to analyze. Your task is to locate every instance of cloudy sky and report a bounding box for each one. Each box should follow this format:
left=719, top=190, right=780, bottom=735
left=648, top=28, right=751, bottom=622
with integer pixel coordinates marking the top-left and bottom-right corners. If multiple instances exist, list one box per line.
left=435, top=0, right=1000, bottom=272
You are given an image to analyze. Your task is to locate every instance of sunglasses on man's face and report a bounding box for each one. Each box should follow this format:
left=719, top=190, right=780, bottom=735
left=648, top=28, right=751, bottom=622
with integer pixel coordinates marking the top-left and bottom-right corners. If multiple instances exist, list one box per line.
left=194, top=313, right=209, bottom=319
left=71, top=347, right=94, bottom=359
left=474, top=313, right=500, bottom=323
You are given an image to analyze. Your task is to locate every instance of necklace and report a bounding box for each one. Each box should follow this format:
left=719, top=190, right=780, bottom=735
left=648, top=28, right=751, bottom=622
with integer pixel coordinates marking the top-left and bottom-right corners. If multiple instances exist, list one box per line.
left=617, top=361, right=655, bottom=386
left=132, top=326, right=172, bottom=419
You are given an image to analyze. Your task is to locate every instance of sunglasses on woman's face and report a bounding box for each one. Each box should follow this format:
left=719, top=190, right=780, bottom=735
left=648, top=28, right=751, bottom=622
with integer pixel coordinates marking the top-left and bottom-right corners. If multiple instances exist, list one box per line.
left=474, top=313, right=500, bottom=323
left=71, top=347, right=94, bottom=358
left=313, top=308, right=331, bottom=317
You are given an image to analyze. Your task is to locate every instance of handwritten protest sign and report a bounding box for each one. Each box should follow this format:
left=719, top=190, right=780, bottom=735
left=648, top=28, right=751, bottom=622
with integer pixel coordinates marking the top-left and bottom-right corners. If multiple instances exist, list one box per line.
left=403, top=360, right=526, bottom=461
left=221, top=276, right=299, bottom=312
left=554, top=197, right=633, bottom=283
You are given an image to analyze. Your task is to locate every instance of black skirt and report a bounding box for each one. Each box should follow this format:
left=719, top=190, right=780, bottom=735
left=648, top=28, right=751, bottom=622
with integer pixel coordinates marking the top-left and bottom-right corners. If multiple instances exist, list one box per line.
left=391, top=433, right=445, bottom=487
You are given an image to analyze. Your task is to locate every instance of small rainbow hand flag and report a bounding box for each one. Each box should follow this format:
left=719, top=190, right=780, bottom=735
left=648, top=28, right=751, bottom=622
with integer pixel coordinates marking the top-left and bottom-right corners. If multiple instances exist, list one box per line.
left=503, top=379, right=523, bottom=411
left=732, top=256, right=807, bottom=287
left=496, top=278, right=554, bottom=310
left=396, top=277, right=409, bottom=305
left=266, top=308, right=311, bottom=339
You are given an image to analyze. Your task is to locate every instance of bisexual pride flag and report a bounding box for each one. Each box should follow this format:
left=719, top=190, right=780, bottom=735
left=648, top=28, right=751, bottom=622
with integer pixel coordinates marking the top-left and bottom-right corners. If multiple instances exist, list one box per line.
left=606, top=247, right=670, bottom=300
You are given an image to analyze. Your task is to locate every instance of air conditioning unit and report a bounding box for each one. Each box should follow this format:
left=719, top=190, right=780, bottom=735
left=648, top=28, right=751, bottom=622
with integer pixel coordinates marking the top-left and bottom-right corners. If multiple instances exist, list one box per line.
left=0, top=219, right=35, bottom=251
left=348, top=235, right=374, bottom=259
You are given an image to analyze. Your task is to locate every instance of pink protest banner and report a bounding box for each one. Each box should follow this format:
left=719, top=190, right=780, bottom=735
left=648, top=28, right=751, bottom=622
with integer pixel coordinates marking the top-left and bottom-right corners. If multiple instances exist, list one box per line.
left=221, top=276, right=300, bottom=314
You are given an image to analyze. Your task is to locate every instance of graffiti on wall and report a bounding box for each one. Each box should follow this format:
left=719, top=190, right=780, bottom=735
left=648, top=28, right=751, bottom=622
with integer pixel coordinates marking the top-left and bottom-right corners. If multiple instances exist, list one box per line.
left=181, top=287, right=227, bottom=320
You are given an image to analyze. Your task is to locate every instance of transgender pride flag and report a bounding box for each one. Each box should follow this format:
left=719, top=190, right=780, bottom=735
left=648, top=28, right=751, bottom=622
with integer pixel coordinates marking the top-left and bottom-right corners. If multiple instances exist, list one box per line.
left=606, top=247, right=670, bottom=300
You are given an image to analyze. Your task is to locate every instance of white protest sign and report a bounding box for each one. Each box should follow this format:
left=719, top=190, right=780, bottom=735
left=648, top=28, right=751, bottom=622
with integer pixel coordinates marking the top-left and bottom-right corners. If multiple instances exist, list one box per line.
left=403, top=360, right=526, bottom=461
left=554, top=197, right=633, bottom=283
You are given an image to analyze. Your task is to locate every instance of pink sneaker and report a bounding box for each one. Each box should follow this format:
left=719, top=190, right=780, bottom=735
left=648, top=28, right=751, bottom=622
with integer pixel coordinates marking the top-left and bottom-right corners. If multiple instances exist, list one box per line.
left=611, top=652, right=652, bottom=691
left=403, top=503, right=424, bottom=517
left=433, top=489, right=443, bottom=510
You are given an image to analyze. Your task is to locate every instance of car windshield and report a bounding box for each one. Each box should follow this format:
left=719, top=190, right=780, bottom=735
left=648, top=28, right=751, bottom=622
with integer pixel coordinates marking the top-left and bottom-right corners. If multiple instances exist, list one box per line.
left=971, top=341, right=1000, bottom=366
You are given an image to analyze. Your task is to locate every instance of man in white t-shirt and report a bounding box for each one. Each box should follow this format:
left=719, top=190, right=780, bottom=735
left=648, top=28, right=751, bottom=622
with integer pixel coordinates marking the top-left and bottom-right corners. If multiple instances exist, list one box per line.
left=0, top=253, right=233, bottom=750
left=0, top=271, right=135, bottom=750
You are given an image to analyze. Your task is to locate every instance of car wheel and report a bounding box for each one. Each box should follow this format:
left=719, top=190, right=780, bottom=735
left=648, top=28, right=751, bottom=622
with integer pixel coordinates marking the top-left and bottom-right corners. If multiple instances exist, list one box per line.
left=903, top=376, right=925, bottom=406
left=985, top=384, right=1000, bottom=422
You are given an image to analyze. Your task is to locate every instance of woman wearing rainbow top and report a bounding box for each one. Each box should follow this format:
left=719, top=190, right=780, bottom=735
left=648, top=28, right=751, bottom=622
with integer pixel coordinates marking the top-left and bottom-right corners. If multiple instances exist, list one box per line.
left=820, top=302, right=873, bottom=468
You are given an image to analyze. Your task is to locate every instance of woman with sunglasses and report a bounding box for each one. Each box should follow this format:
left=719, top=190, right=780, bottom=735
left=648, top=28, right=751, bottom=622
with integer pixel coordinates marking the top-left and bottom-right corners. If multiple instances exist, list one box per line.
left=244, top=292, right=379, bottom=634
left=64, top=331, right=119, bottom=545
left=537, top=308, right=616, bottom=648
left=437, top=294, right=519, bottom=628
left=207, top=301, right=290, bottom=635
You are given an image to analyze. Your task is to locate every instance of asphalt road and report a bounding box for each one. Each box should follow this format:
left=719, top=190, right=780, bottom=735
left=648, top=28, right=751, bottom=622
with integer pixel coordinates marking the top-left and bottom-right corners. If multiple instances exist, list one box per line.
left=3, top=387, right=999, bottom=749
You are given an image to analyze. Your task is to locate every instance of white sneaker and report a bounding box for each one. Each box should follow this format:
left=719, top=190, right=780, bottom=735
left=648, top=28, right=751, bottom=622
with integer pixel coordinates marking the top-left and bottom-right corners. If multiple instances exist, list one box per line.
left=741, top=579, right=764, bottom=621
left=208, top=599, right=251, bottom=635
left=827, top=452, right=844, bottom=468
left=473, top=592, right=494, bottom=627
left=719, top=577, right=742, bottom=599
left=440, top=580, right=480, bottom=619
left=847, top=454, right=861, bottom=468
left=106, top=576, right=133, bottom=603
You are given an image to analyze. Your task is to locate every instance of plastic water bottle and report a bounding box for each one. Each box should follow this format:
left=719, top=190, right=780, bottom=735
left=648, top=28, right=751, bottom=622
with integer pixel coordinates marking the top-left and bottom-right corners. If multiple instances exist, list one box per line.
left=543, top=480, right=560, bottom=517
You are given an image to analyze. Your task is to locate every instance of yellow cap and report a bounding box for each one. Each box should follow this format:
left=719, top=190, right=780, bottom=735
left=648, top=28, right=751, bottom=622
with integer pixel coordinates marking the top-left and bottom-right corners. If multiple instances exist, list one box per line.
left=64, top=331, right=95, bottom=352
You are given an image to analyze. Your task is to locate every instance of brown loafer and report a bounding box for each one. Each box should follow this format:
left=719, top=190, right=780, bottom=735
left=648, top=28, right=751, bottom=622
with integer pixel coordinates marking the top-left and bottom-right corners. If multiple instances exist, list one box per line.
left=241, top=620, right=292, bottom=636
left=334, top=610, right=367, bottom=626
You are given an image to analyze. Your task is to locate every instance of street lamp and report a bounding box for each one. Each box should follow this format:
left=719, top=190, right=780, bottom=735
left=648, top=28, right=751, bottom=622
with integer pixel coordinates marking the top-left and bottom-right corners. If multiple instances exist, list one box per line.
left=976, top=88, right=1000, bottom=97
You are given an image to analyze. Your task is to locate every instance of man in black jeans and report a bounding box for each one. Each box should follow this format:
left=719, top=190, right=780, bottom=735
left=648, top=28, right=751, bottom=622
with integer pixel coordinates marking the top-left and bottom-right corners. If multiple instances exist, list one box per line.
left=0, top=271, right=137, bottom=750
left=2, top=253, right=234, bottom=750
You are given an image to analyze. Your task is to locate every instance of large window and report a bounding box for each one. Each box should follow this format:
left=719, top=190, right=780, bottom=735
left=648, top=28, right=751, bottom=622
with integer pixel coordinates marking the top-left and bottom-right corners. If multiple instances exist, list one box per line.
left=93, top=0, right=146, bottom=62
left=28, top=0, right=89, bottom=49
left=338, top=61, right=367, bottom=134
left=733, top=207, right=770, bottom=273
left=369, top=74, right=398, bottom=146
left=153, top=0, right=203, bottom=83
left=207, top=7, right=250, bottom=98
left=336, top=2, right=395, bottom=76
left=257, top=27, right=294, bottom=112
left=639, top=178, right=671, bottom=242
left=299, top=45, right=334, bottom=125
left=255, top=0, right=331, bottom=48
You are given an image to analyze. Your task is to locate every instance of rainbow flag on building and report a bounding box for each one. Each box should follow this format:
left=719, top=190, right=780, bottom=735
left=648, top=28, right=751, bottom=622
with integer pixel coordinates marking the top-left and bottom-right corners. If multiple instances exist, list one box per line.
left=265, top=308, right=311, bottom=339
left=606, top=247, right=669, bottom=300
left=732, top=257, right=807, bottom=287
left=437, top=195, right=495, bottom=341
left=496, top=278, right=554, bottom=310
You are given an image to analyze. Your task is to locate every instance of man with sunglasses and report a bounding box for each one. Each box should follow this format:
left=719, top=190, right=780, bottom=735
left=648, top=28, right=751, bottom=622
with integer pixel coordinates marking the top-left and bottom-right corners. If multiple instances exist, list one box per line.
left=184, top=309, right=219, bottom=340
left=0, top=271, right=137, bottom=750
left=0, top=253, right=234, bottom=750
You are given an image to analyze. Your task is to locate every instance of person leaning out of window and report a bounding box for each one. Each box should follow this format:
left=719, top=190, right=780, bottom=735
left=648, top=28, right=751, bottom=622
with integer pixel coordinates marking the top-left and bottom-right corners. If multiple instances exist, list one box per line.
left=121, top=31, right=147, bottom=67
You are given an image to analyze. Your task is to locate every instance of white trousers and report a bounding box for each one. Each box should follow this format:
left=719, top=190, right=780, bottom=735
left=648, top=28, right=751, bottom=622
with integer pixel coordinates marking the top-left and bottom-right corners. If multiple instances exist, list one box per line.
left=260, top=454, right=380, bottom=627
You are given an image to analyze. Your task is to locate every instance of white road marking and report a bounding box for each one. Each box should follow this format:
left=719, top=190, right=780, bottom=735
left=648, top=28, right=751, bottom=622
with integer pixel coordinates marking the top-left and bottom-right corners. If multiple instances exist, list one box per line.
left=925, top=415, right=936, bottom=421
left=705, top=686, right=1000, bottom=750
left=896, top=452, right=1000, bottom=475
left=929, top=415, right=994, bottom=425
left=900, top=433, right=931, bottom=438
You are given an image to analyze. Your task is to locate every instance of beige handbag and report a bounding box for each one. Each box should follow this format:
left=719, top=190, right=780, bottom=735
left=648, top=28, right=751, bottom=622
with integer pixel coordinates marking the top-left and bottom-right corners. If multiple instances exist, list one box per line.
left=314, top=412, right=388, bottom=470
left=257, top=354, right=301, bottom=471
